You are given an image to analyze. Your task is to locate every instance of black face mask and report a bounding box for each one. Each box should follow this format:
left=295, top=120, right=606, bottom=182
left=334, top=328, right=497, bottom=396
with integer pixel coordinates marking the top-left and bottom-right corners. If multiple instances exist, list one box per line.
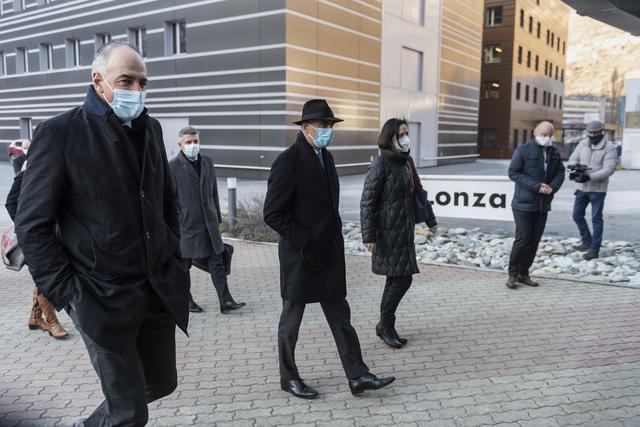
left=589, top=134, right=604, bottom=145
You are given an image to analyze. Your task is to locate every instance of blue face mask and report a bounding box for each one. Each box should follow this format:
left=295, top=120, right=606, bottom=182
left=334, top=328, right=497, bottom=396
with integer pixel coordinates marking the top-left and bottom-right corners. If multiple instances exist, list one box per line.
left=308, top=125, right=334, bottom=149
left=183, top=143, right=200, bottom=160
left=102, top=78, right=146, bottom=122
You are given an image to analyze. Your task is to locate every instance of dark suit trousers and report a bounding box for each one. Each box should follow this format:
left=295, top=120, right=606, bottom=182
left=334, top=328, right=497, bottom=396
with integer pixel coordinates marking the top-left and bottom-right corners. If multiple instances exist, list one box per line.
left=278, top=298, right=369, bottom=381
left=508, top=209, right=548, bottom=277
left=69, top=285, right=177, bottom=427
left=193, top=251, right=233, bottom=305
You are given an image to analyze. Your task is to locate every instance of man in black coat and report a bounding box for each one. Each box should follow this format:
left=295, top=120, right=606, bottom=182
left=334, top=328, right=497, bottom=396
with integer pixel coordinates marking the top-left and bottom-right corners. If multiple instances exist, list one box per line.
left=507, top=120, right=565, bottom=289
left=15, top=42, right=190, bottom=426
left=264, top=99, right=395, bottom=398
left=169, top=126, right=245, bottom=314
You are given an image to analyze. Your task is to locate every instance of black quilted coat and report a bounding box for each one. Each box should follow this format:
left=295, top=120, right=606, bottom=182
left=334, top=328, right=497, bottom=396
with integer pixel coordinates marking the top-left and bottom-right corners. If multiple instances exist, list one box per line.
left=360, top=150, right=419, bottom=277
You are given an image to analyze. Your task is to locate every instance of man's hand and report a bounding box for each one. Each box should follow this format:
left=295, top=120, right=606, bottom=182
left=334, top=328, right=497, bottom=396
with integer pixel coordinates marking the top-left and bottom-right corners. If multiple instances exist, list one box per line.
left=365, top=242, right=376, bottom=253
left=429, top=225, right=438, bottom=235
left=539, top=183, right=552, bottom=195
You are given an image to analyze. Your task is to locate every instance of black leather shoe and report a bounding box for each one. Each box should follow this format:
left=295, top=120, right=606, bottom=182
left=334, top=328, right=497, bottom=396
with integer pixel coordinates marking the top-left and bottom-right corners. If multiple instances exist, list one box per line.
left=395, top=331, right=408, bottom=346
left=348, top=373, right=395, bottom=395
left=280, top=378, right=319, bottom=399
left=375, top=323, right=402, bottom=348
left=516, top=275, right=539, bottom=286
left=583, top=250, right=599, bottom=261
left=189, top=298, right=204, bottom=313
left=505, top=276, right=518, bottom=289
left=220, top=300, right=246, bottom=313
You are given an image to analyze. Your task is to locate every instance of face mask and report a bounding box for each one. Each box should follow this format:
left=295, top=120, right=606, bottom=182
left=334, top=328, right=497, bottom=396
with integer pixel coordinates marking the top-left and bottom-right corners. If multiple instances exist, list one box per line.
left=22, top=149, right=28, bottom=155
left=308, top=125, right=334, bottom=149
left=183, top=143, right=200, bottom=160
left=101, top=77, right=146, bottom=122
left=396, top=135, right=411, bottom=152
left=589, top=134, right=604, bottom=145
left=535, top=136, right=552, bottom=147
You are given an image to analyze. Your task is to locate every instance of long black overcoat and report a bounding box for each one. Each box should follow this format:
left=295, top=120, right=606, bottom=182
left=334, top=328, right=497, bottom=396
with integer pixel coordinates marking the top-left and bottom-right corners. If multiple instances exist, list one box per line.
left=169, top=153, right=224, bottom=259
left=263, top=132, right=346, bottom=303
left=15, top=86, right=190, bottom=352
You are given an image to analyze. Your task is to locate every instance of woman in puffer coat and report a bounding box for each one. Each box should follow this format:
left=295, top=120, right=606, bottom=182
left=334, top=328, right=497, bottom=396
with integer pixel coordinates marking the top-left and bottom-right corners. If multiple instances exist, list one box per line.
left=360, top=118, right=437, bottom=349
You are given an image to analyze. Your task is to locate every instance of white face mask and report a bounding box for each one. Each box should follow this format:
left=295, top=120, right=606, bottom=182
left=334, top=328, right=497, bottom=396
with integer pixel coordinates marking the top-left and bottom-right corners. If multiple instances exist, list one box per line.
left=396, top=135, right=411, bottom=152
left=182, top=143, right=200, bottom=160
left=535, top=136, right=552, bottom=147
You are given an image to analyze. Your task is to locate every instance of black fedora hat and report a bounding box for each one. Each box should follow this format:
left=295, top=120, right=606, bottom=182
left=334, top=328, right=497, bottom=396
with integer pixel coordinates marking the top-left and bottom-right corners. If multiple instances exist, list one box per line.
left=293, top=99, right=344, bottom=125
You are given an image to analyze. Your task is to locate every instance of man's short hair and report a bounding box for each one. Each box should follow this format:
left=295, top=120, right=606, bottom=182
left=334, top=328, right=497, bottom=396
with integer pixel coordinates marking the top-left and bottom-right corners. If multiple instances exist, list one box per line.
left=91, top=42, right=142, bottom=74
left=178, top=126, right=200, bottom=137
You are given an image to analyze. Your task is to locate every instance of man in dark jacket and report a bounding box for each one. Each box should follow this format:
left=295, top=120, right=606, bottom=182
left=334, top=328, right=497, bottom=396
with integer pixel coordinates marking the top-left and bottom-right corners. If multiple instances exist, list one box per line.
left=507, top=121, right=565, bottom=289
left=12, top=139, right=30, bottom=174
left=15, top=42, right=190, bottom=426
left=169, top=126, right=245, bottom=314
left=264, top=99, right=394, bottom=399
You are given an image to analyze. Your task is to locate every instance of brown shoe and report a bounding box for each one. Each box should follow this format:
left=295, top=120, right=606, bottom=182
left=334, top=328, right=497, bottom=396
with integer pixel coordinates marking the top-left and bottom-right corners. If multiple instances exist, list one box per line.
left=516, top=275, right=539, bottom=286
left=506, top=276, right=518, bottom=289
left=28, top=287, right=47, bottom=332
left=37, top=293, right=69, bottom=339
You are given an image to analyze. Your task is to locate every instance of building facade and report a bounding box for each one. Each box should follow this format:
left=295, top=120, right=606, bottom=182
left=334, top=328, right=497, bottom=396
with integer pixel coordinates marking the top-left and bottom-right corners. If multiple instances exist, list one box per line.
left=380, top=0, right=483, bottom=167
left=478, top=0, right=569, bottom=159
left=0, top=0, right=381, bottom=178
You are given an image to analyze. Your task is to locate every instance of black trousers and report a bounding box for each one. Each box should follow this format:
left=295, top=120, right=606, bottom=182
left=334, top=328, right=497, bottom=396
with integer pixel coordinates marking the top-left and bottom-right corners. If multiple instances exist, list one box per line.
left=278, top=298, right=369, bottom=381
left=192, top=251, right=233, bottom=305
left=508, top=209, right=548, bottom=277
left=380, top=275, right=413, bottom=327
left=69, top=286, right=177, bottom=427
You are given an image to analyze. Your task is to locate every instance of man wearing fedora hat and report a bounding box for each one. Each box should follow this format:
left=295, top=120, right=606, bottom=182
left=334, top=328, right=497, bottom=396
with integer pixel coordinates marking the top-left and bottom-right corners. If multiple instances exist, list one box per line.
left=264, top=99, right=395, bottom=398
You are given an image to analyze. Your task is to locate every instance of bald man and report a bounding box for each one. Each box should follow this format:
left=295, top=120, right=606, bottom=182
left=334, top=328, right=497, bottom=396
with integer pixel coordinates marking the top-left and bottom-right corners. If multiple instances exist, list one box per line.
left=506, top=121, right=565, bottom=289
left=15, top=42, right=190, bottom=426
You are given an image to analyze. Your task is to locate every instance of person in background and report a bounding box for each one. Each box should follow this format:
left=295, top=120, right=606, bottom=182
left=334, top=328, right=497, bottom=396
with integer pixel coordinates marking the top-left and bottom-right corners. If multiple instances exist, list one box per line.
left=169, top=126, right=245, bottom=314
left=12, top=139, right=31, bottom=175
left=506, top=121, right=565, bottom=289
left=360, top=118, right=437, bottom=349
left=5, top=165, right=68, bottom=338
left=264, top=99, right=395, bottom=399
left=569, top=120, right=618, bottom=260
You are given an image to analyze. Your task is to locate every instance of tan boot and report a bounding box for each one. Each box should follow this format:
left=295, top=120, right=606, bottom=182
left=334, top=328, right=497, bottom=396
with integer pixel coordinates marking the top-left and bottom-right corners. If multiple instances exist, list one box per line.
left=27, top=287, right=47, bottom=331
left=37, top=293, right=69, bottom=339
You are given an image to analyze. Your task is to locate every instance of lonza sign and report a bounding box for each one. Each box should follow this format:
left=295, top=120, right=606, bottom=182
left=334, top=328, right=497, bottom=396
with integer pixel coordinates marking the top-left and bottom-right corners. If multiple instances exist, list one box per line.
left=418, top=175, right=514, bottom=222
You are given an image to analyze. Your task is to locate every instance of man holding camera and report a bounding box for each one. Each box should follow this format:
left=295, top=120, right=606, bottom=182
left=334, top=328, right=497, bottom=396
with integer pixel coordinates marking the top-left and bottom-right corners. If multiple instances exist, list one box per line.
left=569, top=120, right=618, bottom=260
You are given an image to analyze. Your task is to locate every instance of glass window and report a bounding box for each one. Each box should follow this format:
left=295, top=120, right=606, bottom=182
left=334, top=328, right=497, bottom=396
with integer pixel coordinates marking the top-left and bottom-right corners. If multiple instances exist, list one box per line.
left=553, top=94, right=557, bottom=108
left=516, top=82, right=521, bottom=100
left=518, top=46, right=522, bottom=64
left=537, top=22, right=541, bottom=38
left=128, top=27, right=147, bottom=57
left=481, top=81, right=500, bottom=99
left=529, top=16, right=533, bottom=33
left=0, top=51, right=6, bottom=76
left=95, top=33, right=111, bottom=54
left=546, top=30, right=550, bottom=45
left=401, top=47, right=423, bottom=91
left=555, top=65, right=558, bottom=80
left=20, top=118, right=32, bottom=139
left=480, top=129, right=497, bottom=148
left=402, top=0, right=425, bottom=25
left=486, top=6, right=502, bottom=26
left=525, top=85, right=530, bottom=102
left=523, top=129, right=528, bottom=144
left=557, top=36, right=560, bottom=51
left=551, top=32, right=555, bottom=47
left=533, top=87, right=538, bottom=104
left=39, top=43, right=53, bottom=71
left=519, top=9, right=524, bottom=28
left=561, top=69, right=564, bottom=82
left=559, top=96, right=563, bottom=109
left=16, top=47, right=28, bottom=73
left=527, top=51, right=531, bottom=68
left=513, top=129, right=519, bottom=149
left=164, top=21, right=186, bottom=55
left=535, top=55, right=539, bottom=71
left=483, top=44, right=502, bottom=63
left=563, top=41, right=566, bottom=55
left=65, top=39, right=80, bottom=67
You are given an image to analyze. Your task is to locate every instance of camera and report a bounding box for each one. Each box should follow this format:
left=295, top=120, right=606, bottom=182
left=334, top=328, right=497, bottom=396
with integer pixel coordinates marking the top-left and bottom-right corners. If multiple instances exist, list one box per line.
left=568, top=163, right=590, bottom=183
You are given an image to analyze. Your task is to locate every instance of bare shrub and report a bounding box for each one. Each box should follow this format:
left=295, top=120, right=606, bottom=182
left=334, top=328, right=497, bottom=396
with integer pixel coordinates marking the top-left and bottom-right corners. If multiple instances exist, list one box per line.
left=231, top=194, right=279, bottom=243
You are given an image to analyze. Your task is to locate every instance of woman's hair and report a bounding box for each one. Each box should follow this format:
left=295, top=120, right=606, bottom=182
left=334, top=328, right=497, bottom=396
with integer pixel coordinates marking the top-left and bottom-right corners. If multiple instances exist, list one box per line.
left=378, top=118, right=408, bottom=150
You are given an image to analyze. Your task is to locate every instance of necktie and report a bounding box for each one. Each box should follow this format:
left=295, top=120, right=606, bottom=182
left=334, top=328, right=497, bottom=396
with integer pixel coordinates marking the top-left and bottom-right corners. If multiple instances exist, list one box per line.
left=317, top=150, right=325, bottom=170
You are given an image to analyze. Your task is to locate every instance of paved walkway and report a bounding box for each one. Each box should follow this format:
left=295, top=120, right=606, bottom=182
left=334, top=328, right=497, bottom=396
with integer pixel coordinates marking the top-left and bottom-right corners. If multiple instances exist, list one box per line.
left=1, top=240, right=640, bottom=426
